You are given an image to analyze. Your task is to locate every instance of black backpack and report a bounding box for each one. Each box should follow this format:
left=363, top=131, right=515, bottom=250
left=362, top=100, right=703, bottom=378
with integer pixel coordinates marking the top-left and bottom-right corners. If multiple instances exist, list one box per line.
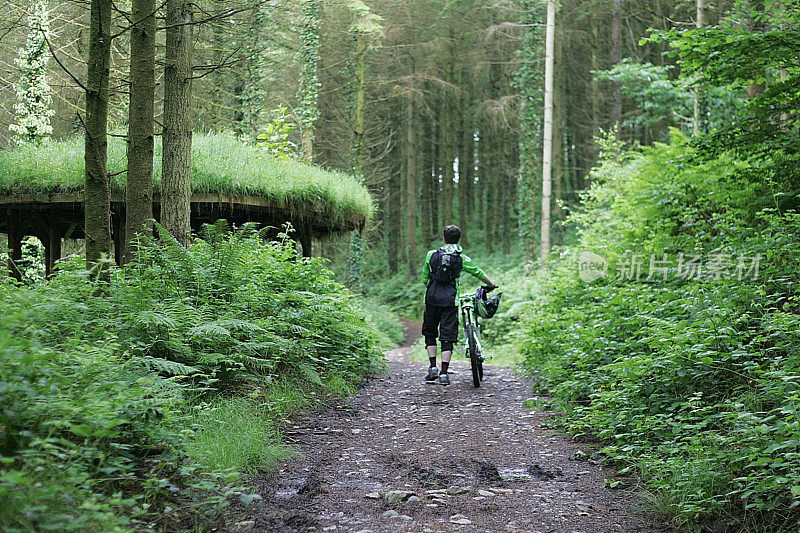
left=432, top=248, right=463, bottom=283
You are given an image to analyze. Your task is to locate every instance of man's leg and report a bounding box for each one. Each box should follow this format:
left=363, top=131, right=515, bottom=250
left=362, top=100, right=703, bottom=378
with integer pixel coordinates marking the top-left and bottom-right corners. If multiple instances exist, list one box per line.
left=426, top=344, right=438, bottom=369
left=422, top=305, right=441, bottom=382
left=438, top=306, right=459, bottom=384
left=440, top=340, right=453, bottom=375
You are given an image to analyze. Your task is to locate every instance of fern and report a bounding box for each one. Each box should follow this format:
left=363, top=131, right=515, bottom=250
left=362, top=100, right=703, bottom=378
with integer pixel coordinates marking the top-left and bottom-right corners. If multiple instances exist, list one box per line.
left=140, top=356, right=200, bottom=377
left=296, top=362, right=324, bottom=387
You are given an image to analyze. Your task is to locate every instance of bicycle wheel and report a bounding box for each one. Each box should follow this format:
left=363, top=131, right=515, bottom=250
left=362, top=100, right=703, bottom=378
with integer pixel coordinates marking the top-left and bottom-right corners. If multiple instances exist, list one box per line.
left=466, top=323, right=481, bottom=387
left=475, top=324, right=484, bottom=381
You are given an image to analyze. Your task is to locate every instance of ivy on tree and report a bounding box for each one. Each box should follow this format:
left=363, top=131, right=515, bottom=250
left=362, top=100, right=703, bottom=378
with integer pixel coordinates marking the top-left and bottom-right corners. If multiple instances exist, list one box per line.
left=10, top=0, right=53, bottom=144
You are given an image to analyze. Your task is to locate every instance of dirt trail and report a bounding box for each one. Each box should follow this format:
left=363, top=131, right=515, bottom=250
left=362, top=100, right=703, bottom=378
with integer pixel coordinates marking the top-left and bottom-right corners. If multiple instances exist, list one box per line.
left=247, top=322, right=673, bottom=533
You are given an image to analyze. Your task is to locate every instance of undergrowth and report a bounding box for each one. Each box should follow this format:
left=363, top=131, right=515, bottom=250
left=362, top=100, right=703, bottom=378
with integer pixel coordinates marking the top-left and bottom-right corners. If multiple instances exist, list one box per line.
left=518, top=131, right=800, bottom=531
left=0, top=222, right=386, bottom=530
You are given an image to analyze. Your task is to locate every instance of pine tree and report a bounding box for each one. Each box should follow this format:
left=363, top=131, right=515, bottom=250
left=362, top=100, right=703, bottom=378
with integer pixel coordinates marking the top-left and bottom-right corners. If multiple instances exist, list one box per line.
left=124, top=0, right=157, bottom=262
left=84, top=0, right=113, bottom=275
left=298, top=0, right=320, bottom=161
left=162, top=0, right=194, bottom=247
left=513, top=0, right=544, bottom=259
left=540, top=0, right=556, bottom=264
left=10, top=0, right=54, bottom=144
left=240, top=0, right=266, bottom=142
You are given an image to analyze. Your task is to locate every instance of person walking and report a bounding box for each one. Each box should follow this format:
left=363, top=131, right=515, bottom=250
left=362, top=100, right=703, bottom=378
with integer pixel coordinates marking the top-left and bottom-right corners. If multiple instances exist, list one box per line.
left=421, top=225, right=496, bottom=385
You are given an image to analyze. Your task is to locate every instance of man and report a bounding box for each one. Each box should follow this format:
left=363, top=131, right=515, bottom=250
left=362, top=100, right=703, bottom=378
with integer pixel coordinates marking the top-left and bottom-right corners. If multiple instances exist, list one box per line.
left=421, top=225, right=496, bottom=385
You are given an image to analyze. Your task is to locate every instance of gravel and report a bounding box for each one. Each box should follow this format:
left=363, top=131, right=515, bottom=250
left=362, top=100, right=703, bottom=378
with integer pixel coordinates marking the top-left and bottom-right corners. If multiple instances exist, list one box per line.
left=250, top=321, right=675, bottom=532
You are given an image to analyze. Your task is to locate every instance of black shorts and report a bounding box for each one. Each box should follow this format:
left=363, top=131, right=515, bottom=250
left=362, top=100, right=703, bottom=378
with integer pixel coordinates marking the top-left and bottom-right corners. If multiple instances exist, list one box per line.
left=422, top=304, right=459, bottom=351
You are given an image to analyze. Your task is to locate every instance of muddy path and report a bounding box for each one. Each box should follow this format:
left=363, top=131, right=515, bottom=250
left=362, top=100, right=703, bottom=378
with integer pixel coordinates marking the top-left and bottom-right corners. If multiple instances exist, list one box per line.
left=246, top=322, right=674, bottom=533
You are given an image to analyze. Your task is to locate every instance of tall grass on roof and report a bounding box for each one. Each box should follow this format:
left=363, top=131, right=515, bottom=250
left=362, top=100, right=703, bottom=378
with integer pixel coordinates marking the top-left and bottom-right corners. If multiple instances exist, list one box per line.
left=0, top=133, right=373, bottom=225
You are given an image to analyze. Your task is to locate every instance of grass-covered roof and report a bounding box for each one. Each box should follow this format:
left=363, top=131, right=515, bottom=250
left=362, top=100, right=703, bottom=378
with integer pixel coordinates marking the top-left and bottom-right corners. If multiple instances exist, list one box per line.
left=0, top=134, right=373, bottom=227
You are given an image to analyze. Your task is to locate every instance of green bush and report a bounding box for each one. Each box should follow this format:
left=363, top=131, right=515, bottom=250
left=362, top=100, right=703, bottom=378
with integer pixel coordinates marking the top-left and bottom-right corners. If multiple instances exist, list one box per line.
left=519, top=134, right=800, bottom=530
left=355, top=296, right=406, bottom=348
left=0, top=222, right=385, bottom=530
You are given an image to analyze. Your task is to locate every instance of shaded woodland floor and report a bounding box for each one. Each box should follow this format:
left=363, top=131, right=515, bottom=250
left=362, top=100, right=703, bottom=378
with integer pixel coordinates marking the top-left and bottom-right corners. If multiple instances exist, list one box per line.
left=245, top=324, right=675, bottom=533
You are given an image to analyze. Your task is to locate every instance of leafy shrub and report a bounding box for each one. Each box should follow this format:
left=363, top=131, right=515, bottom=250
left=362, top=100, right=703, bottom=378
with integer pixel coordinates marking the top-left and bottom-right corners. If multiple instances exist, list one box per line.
left=520, top=134, right=800, bottom=530
left=0, top=330, right=193, bottom=531
left=355, top=296, right=405, bottom=347
left=0, top=222, right=385, bottom=530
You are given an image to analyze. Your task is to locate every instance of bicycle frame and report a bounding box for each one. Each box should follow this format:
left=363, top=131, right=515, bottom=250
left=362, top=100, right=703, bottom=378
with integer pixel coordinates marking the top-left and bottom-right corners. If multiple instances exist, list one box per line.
left=458, top=292, right=485, bottom=359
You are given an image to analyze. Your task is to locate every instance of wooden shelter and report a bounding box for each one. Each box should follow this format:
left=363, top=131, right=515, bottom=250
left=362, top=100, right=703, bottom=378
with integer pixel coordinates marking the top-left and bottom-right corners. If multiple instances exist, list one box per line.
left=0, top=135, right=372, bottom=280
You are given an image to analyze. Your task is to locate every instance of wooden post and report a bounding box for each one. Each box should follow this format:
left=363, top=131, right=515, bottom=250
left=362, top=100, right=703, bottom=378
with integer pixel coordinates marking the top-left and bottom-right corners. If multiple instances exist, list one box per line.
left=112, top=212, right=125, bottom=265
left=46, top=216, right=62, bottom=278
left=7, top=211, right=23, bottom=281
left=299, top=223, right=312, bottom=258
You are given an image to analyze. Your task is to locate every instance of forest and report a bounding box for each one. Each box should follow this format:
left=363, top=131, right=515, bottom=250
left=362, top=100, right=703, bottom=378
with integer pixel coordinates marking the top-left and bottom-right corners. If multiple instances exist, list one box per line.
left=0, top=0, right=799, bottom=530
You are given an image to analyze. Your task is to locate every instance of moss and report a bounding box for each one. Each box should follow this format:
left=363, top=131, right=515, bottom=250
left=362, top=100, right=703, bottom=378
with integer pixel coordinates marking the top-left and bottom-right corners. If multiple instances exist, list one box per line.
left=0, top=133, right=373, bottom=225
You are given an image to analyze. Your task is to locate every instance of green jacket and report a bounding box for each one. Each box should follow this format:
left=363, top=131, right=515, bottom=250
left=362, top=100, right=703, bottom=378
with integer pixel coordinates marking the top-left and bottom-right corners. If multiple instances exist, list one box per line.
left=421, top=244, right=487, bottom=301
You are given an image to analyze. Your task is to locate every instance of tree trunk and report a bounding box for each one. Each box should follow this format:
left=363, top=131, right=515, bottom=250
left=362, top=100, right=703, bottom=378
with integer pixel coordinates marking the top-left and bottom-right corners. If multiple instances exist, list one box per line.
left=458, top=92, right=472, bottom=247
left=463, top=109, right=475, bottom=215
left=162, top=0, right=194, bottom=247
left=552, top=45, right=564, bottom=244
left=405, top=95, right=418, bottom=280
left=124, top=0, right=156, bottom=263
left=611, top=0, right=622, bottom=126
left=353, top=32, right=367, bottom=176
left=483, top=129, right=495, bottom=254
left=298, top=223, right=312, bottom=257
left=430, top=113, right=440, bottom=240
left=438, top=102, right=453, bottom=226
left=298, top=0, right=320, bottom=162
left=476, top=128, right=485, bottom=247
left=45, top=220, right=62, bottom=279
left=84, top=0, right=112, bottom=274
left=747, top=0, right=766, bottom=99
left=385, top=154, right=399, bottom=275
left=540, top=0, right=556, bottom=264
left=421, top=117, right=433, bottom=247
left=501, top=137, right=512, bottom=255
left=693, top=0, right=705, bottom=134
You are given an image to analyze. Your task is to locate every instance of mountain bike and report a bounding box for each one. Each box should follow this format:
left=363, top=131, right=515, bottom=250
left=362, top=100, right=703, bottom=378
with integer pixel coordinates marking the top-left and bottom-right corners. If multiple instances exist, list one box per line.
left=458, top=287, right=493, bottom=388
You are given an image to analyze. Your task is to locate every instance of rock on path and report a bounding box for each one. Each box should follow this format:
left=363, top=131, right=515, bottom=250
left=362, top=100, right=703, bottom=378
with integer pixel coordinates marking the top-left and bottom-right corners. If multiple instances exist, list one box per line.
left=249, top=343, right=674, bottom=533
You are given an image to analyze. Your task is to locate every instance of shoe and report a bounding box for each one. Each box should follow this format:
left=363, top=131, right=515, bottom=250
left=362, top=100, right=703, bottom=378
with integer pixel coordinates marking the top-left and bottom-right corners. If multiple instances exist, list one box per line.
left=425, top=367, right=439, bottom=383
left=438, top=373, right=450, bottom=386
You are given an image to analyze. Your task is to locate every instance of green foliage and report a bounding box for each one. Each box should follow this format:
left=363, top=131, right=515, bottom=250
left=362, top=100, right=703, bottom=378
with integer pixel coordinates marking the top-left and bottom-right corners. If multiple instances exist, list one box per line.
left=0, top=222, right=385, bottom=529
left=355, top=296, right=405, bottom=348
left=0, top=330, right=194, bottom=531
left=519, top=131, right=800, bottom=529
left=646, top=13, right=800, bottom=202
left=367, top=270, right=426, bottom=319
left=0, top=133, right=373, bottom=226
left=594, top=59, right=692, bottom=130
left=186, top=399, right=294, bottom=475
left=255, top=106, right=298, bottom=160
left=297, top=0, right=320, bottom=143
left=10, top=0, right=53, bottom=144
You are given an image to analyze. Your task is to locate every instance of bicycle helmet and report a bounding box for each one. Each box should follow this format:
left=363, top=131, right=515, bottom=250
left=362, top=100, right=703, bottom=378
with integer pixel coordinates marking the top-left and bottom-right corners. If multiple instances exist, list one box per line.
left=474, top=286, right=502, bottom=318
